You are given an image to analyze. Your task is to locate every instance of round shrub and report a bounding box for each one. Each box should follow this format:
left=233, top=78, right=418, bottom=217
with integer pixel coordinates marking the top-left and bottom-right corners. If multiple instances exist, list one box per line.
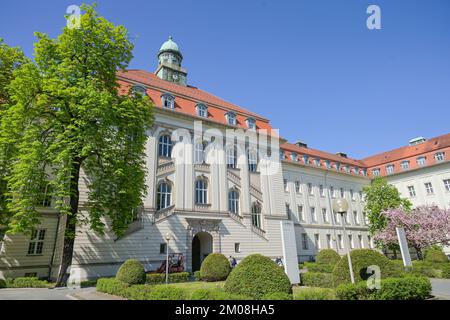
left=200, top=253, right=231, bottom=282
left=333, top=249, right=400, bottom=286
left=316, top=249, right=341, bottom=265
left=116, top=259, right=146, bottom=285
left=262, top=292, right=293, bottom=300
left=224, top=254, right=292, bottom=299
left=424, top=248, right=449, bottom=263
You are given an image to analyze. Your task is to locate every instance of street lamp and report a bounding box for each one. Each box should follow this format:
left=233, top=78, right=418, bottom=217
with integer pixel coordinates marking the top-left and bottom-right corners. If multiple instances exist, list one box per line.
left=165, top=233, right=171, bottom=285
left=332, top=198, right=355, bottom=284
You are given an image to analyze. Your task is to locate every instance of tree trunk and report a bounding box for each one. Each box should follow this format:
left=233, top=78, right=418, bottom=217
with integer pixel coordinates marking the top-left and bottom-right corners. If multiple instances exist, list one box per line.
left=55, top=158, right=82, bottom=287
left=415, top=246, right=423, bottom=260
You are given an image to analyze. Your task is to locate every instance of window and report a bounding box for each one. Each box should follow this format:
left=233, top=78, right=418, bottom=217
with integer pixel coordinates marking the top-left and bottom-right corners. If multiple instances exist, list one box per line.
left=196, top=103, right=208, bottom=118
left=226, top=145, right=237, bottom=169
left=407, top=185, right=416, bottom=198
left=325, top=160, right=331, bottom=169
left=350, top=189, right=354, bottom=201
left=195, top=179, right=208, bottom=204
left=363, top=212, right=368, bottom=225
left=322, top=208, right=328, bottom=223
left=435, top=152, right=445, bottom=162
left=349, top=235, right=354, bottom=249
left=444, top=179, right=450, bottom=192
left=425, top=182, right=434, bottom=195
left=314, top=158, right=321, bottom=167
left=246, top=117, right=256, bottom=130
left=284, top=179, right=288, bottom=192
left=344, top=212, right=349, bottom=225
left=228, top=190, right=239, bottom=214
left=345, top=165, right=350, bottom=173
left=234, top=243, right=241, bottom=253
left=326, top=234, right=332, bottom=249
left=338, top=235, right=343, bottom=249
left=290, top=152, right=298, bottom=161
left=319, top=185, right=325, bottom=197
left=131, top=85, right=146, bottom=97
left=358, top=235, right=364, bottom=248
left=285, top=204, right=291, bottom=219
left=225, top=112, right=236, bottom=126
left=330, top=186, right=335, bottom=198
left=340, top=188, right=344, bottom=198
left=160, top=243, right=167, bottom=254
left=353, top=211, right=359, bottom=225
left=386, top=164, right=394, bottom=174
left=310, top=207, right=316, bottom=223
left=295, top=181, right=301, bottom=193
left=38, top=183, right=52, bottom=207
left=335, top=162, right=341, bottom=171
left=335, top=212, right=341, bottom=224
left=359, top=191, right=363, bottom=201
left=301, top=233, right=308, bottom=250
left=161, top=93, right=174, bottom=109
left=297, top=205, right=304, bottom=222
left=251, top=203, right=262, bottom=229
left=417, top=156, right=426, bottom=166
left=158, top=134, right=172, bottom=157
left=157, top=182, right=172, bottom=210
left=308, top=183, right=313, bottom=195
left=248, top=150, right=257, bottom=172
left=194, top=141, right=206, bottom=164
left=401, top=161, right=410, bottom=170
left=314, top=234, right=320, bottom=250
left=303, top=155, right=309, bottom=164
left=368, top=235, right=373, bottom=249
left=27, top=229, right=45, bottom=255
left=372, top=168, right=380, bottom=176
left=279, top=150, right=285, bottom=160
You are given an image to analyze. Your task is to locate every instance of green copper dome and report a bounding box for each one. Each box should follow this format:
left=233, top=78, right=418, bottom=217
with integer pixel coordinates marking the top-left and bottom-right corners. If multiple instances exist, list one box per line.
left=159, top=36, right=181, bottom=54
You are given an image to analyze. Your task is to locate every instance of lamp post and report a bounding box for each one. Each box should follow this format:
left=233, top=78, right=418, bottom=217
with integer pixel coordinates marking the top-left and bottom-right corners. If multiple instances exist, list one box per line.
left=165, top=233, right=171, bottom=285
left=332, top=198, right=355, bottom=284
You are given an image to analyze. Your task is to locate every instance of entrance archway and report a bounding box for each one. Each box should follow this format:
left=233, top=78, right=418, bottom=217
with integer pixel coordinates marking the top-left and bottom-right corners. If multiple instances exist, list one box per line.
left=192, top=232, right=213, bottom=271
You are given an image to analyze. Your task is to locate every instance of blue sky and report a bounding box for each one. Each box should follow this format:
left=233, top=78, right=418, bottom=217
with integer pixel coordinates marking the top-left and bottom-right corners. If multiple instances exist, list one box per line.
left=1, top=0, right=449, bottom=158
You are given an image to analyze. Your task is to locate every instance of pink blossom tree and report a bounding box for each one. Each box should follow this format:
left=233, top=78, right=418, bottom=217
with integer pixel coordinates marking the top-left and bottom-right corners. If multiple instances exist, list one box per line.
left=375, top=205, right=450, bottom=259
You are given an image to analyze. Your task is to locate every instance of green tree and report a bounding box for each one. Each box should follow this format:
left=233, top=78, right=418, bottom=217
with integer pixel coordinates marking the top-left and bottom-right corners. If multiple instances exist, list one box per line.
left=363, top=177, right=411, bottom=235
left=0, top=4, right=153, bottom=286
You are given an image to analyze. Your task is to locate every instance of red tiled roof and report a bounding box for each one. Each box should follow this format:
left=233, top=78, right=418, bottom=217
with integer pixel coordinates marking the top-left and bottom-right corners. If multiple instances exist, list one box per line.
left=116, top=69, right=273, bottom=132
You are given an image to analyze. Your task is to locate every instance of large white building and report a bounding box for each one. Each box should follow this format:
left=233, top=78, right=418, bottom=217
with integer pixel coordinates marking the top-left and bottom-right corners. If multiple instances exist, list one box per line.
left=1, top=38, right=449, bottom=280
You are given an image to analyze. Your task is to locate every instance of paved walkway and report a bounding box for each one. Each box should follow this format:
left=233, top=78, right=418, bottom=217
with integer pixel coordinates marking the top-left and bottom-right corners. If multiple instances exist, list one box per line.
left=430, top=278, right=450, bottom=300
left=0, top=287, right=124, bottom=300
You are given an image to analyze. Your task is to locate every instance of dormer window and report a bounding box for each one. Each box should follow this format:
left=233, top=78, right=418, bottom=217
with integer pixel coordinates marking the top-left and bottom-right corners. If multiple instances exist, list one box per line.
left=225, top=112, right=236, bottom=126
left=246, top=117, right=256, bottom=130
left=372, top=168, right=380, bottom=176
left=314, top=158, right=321, bottom=166
left=279, top=150, right=286, bottom=160
left=335, top=162, right=341, bottom=171
left=435, top=152, right=445, bottom=162
left=291, top=152, right=298, bottom=161
left=161, top=93, right=174, bottom=109
left=386, top=164, right=395, bottom=174
left=417, top=156, right=426, bottom=167
left=196, top=103, right=208, bottom=118
left=303, top=155, right=309, bottom=164
left=131, top=85, right=147, bottom=97
left=325, top=160, right=331, bottom=169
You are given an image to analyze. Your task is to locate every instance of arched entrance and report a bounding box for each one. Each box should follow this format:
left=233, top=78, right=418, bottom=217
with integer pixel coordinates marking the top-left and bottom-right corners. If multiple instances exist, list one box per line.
left=192, top=232, right=213, bottom=271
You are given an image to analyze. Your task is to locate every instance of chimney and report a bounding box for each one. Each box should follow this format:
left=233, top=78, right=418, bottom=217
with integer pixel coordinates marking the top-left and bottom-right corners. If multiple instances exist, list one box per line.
left=336, top=152, right=347, bottom=158
left=295, top=140, right=307, bottom=148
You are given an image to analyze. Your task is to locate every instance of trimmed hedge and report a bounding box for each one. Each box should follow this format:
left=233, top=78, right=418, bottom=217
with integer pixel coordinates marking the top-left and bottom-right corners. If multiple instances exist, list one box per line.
left=300, top=272, right=334, bottom=288
left=224, top=254, right=292, bottom=299
left=294, top=287, right=336, bottom=300
left=304, top=262, right=335, bottom=273
left=411, top=261, right=443, bottom=278
left=0, top=279, right=6, bottom=289
left=424, top=248, right=449, bottom=263
left=200, top=253, right=231, bottom=282
left=5, top=277, right=51, bottom=288
left=333, top=249, right=400, bottom=286
left=191, top=288, right=251, bottom=300
left=96, top=278, right=187, bottom=300
left=262, top=292, right=293, bottom=300
left=116, top=259, right=146, bottom=285
left=193, top=271, right=201, bottom=281
left=146, top=272, right=189, bottom=284
left=316, top=249, right=341, bottom=265
left=336, top=276, right=432, bottom=300
left=442, top=264, right=450, bottom=279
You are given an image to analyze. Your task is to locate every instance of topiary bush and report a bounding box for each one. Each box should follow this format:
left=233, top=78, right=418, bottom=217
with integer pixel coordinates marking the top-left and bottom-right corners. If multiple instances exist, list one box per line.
left=262, top=292, right=293, bottom=300
left=191, top=288, right=251, bottom=300
left=424, top=247, right=449, bottom=264
left=224, top=254, right=292, bottom=299
left=333, top=249, right=400, bottom=286
left=304, top=262, right=335, bottom=273
left=294, top=287, right=336, bottom=300
left=316, top=249, right=341, bottom=265
left=200, top=253, right=231, bottom=282
left=300, top=272, right=334, bottom=288
left=116, top=259, right=146, bottom=285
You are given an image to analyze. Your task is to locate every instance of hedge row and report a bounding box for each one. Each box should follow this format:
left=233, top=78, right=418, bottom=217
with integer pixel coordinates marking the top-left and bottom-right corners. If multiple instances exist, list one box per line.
left=145, top=272, right=189, bottom=284
left=0, top=277, right=52, bottom=289
left=294, top=287, right=336, bottom=300
left=335, top=276, right=431, bottom=300
left=300, top=272, right=334, bottom=288
left=303, top=262, right=335, bottom=273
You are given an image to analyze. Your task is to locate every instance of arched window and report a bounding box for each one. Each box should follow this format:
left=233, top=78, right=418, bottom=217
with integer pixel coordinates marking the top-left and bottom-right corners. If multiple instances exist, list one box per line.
left=131, top=85, right=147, bottom=97
left=195, top=179, right=208, bottom=204
left=196, top=103, right=208, bottom=118
left=156, top=182, right=171, bottom=210
left=194, top=141, right=206, bottom=164
left=248, top=150, right=257, bottom=172
left=161, top=93, right=174, bottom=109
left=158, top=134, right=172, bottom=157
left=228, top=190, right=239, bottom=214
left=226, top=145, right=237, bottom=169
left=251, top=203, right=262, bottom=228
